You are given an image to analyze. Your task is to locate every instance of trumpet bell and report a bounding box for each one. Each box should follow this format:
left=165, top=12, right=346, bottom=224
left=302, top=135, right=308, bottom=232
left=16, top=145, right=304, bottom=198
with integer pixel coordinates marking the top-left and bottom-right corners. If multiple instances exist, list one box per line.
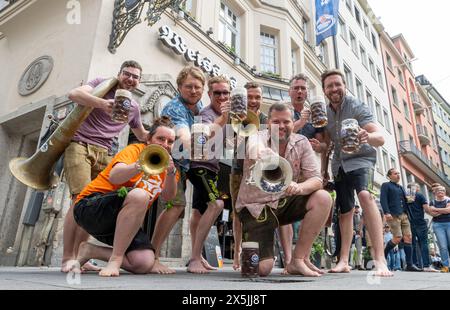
left=231, top=110, right=260, bottom=137
left=252, top=156, right=293, bottom=194
left=138, top=144, right=170, bottom=175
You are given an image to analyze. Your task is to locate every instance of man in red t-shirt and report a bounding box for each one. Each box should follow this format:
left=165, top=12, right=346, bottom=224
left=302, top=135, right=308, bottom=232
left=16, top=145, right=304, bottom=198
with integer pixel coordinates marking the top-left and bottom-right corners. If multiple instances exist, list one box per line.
left=68, top=117, right=178, bottom=277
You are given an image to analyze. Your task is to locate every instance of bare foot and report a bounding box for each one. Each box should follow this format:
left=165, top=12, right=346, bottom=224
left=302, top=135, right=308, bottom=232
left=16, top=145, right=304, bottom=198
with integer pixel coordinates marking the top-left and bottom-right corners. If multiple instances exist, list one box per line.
left=329, top=260, right=351, bottom=273
left=150, top=259, right=176, bottom=274
left=281, top=267, right=290, bottom=275
left=233, top=251, right=241, bottom=270
left=305, top=259, right=325, bottom=274
left=201, top=257, right=217, bottom=270
left=81, top=261, right=101, bottom=273
left=187, top=259, right=210, bottom=274
left=287, top=258, right=321, bottom=277
left=61, top=257, right=76, bottom=273
left=99, top=260, right=121, bottom=277
left=62, top=259, right=82, bottom=274
left=372, top=260, right=393, bottom=277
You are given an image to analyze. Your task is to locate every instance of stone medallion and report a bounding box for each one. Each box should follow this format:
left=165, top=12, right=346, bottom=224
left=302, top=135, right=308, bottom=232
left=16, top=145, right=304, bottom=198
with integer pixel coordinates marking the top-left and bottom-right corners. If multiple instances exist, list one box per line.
left=18, top=56, right=53, bottom=96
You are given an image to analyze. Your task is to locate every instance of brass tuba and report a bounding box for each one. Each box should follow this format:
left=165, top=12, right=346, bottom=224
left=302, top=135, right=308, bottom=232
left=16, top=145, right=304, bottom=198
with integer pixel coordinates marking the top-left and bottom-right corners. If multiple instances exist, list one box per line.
left=9, top=78, right=119, bottom=190
left=246, top=155, right=293, bottom=194
left=138, top=144, right=170, bottom=175
left=231, top=110, right=260, bottom=137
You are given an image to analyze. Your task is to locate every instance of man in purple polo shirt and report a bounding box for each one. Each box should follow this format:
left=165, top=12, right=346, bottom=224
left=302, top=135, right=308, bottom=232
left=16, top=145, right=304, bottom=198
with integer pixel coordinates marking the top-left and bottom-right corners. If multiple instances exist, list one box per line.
left=61, top=60, right=149, bottom=273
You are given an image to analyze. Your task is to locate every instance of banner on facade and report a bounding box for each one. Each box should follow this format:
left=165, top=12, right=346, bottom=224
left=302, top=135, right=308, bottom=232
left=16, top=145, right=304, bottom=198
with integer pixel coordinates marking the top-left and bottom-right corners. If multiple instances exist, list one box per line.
left=315, top=0, right=339, bottom=46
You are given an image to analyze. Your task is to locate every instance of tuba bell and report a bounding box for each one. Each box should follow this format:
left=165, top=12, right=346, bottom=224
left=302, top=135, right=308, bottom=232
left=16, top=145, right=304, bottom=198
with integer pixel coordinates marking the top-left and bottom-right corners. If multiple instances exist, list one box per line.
left=9, top=78, right=119, bottom=190
left=246, top=155, right=293, bottom=194
left=138, top=144, right=170, bottom=175
left=231, top=110, right=260, bottom=137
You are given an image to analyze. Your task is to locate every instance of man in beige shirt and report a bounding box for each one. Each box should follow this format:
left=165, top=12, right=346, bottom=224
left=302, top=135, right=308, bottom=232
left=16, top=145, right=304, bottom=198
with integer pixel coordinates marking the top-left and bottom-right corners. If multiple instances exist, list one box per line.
left=235, top=103, right=332, bottom=277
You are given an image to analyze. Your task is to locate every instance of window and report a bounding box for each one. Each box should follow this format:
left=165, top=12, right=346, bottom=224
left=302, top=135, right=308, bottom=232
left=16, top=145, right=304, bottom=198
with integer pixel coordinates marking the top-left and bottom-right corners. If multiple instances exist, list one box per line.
left=397, top=123, right=405, bottom=141
left=291, top=48, right=298, bottom=76
left=377, top=69, right=384, bottom=90
left=355, top=77, right=364, bottom=102
left=366, top=90, right=374, bottom=112
left=431, top=134, right=436, bottom=148
left=219, top=2, right=239, bottom=53
left=375, top=100, right=383, bottom=125
left=391, top=86, right=399, bottom=106
left=339, top=18, right=348, bottom=43
left=386, top=52, right=393, bottom=70
left=181, top=0, right=193, bottom=14
left=349, top=31, right=358, bottom=56
left=376, top=148, right=383, bottom=174
left=390, top=157, right=397, bottom=170
left=382, top=150, right=390, bottom=173
left=383, top=109, right=391, bottom=132
left=360, top=45, right=368, bottom=68
left=403, top=100, right=411, bottom=120
left=344, top=64, right=354, bottom=94
left=371, top=32, right=378, bottom=51
left=318, top=41, right=328, bottom=65
left=397, top=68, right=404, bottom=85
left=369, top=58, right=376, bottom=79
left=302, top=18, right=310, bottom=43
left=363, top=20, right=370, bottom=39
left=354, top=6, right=361, bottom=26
left=260, top=32, right=277, bottom=73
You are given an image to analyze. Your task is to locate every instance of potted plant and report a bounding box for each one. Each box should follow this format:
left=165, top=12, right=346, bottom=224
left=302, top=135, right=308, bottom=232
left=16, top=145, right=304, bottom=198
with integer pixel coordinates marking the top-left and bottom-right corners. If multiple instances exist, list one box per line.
left=310, top=236, right=325, bottom=268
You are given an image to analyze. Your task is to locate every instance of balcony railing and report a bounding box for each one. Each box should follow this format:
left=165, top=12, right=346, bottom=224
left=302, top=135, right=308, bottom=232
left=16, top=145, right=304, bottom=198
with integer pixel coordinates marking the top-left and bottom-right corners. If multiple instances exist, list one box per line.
left=416, top=124, right=431, bottom=146
left=398, top=140, right=450, bottom=186
left=410, top=91, right=424, bottom=114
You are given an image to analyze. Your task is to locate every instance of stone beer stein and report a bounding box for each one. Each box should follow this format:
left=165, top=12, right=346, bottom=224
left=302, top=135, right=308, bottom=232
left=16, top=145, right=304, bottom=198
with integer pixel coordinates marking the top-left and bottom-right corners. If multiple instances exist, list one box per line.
left=241, top=241, right=259, bottom=278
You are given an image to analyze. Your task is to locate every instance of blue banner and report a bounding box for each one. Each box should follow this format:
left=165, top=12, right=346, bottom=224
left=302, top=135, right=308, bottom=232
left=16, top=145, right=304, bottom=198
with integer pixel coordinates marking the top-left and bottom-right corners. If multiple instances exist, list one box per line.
left=315, top=0, right=340, bottom=46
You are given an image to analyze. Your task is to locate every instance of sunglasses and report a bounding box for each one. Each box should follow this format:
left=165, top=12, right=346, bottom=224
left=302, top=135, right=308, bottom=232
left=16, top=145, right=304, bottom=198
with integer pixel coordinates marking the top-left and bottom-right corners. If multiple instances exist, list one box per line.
left=212, top=90, right=230, bottom=97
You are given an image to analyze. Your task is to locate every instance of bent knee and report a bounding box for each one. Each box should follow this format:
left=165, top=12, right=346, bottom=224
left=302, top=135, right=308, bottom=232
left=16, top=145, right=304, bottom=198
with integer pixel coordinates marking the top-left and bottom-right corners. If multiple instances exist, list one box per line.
left=258, top=259, right=273, bottom=277
left=126, top=188, right=151, bottom=204
left=357, top=190, right=372, bottom=202
left=310, top=190, right=332, bottom=209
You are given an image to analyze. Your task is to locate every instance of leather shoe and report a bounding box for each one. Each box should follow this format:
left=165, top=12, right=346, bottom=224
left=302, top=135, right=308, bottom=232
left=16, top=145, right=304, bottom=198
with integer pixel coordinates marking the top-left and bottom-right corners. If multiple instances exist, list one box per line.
left=405, top=265, right=422, bottom=272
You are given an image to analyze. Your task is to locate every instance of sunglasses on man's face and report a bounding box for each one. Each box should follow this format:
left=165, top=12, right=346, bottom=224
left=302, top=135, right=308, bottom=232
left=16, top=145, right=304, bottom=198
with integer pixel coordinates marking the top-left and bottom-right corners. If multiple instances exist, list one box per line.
left=212, top=90, right=230, bottom=97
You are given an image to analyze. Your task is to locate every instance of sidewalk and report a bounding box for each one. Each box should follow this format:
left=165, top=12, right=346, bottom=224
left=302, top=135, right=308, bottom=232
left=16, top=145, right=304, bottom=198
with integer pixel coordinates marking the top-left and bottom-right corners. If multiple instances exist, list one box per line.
left=1, top=265, right=449, bottom=290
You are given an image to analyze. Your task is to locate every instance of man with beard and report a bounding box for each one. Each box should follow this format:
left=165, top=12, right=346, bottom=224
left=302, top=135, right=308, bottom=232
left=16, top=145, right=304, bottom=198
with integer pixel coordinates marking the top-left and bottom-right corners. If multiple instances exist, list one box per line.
left=235, top=103, right=332, bottom=276
left=62, top=60, right=149, bottom=273
left=319, top=69, right=392, bottom=277
left=230, top=81, right=268, bottom=271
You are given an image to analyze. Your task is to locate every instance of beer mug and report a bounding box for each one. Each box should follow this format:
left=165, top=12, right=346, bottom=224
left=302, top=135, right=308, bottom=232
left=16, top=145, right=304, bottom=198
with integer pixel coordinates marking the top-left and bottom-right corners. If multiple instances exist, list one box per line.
left=230, top=87, right=247, bottom=121
left=191, top=123, right=211, bottom=160
left=406, top=187, right=416, bottom=203
left=112, top=89, right=132, bottom=123
left=309, top=96, right=328, bottom=128
left=340, top=118, right=360, bottom=154
left=241, top=242, right=259, bottom=278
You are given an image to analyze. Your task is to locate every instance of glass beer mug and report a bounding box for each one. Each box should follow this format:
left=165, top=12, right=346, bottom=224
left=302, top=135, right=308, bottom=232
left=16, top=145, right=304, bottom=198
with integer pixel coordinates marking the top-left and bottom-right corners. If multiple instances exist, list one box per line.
left=309, top=96, right=328, bottom=128
left=340, top=118, right=360, bottom=154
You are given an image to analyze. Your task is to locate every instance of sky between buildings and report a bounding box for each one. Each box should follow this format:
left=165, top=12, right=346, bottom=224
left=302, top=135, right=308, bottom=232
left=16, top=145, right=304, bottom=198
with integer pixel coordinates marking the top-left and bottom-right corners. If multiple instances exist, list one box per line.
left=368, top=0, right=450, bottom=102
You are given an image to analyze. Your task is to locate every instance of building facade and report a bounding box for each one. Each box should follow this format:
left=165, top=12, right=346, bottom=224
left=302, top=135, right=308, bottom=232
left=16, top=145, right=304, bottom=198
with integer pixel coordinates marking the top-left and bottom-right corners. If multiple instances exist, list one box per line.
left=417, top=75, right=450, bottom=182
left=379, top=31, right=448, bottom=199
left=333, top=0, right=398, bottom=195
left=0, top=0, right=329, bottom=266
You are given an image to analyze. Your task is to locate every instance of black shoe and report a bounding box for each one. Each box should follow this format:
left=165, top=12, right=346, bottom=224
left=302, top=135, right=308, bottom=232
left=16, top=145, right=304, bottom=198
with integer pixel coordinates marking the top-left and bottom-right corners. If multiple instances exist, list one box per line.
left=405, top=265, right=422, bottom=272
left=357, top=265, right=365, bottom=271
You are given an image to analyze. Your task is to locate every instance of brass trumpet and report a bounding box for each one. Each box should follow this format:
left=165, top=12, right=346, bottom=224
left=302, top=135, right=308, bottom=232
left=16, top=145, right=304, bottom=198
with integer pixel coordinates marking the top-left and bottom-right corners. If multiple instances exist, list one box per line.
left=246, top=155, right=293, bottom=194
left=138, top=144, right=170, bottom=175
left=231, top=110, right=260, bottom=137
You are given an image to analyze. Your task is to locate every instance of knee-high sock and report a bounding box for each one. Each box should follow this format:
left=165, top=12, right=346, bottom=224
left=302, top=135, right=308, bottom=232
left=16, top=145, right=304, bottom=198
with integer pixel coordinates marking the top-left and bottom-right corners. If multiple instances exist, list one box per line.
left=404, top=243, right=413, bottom=267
